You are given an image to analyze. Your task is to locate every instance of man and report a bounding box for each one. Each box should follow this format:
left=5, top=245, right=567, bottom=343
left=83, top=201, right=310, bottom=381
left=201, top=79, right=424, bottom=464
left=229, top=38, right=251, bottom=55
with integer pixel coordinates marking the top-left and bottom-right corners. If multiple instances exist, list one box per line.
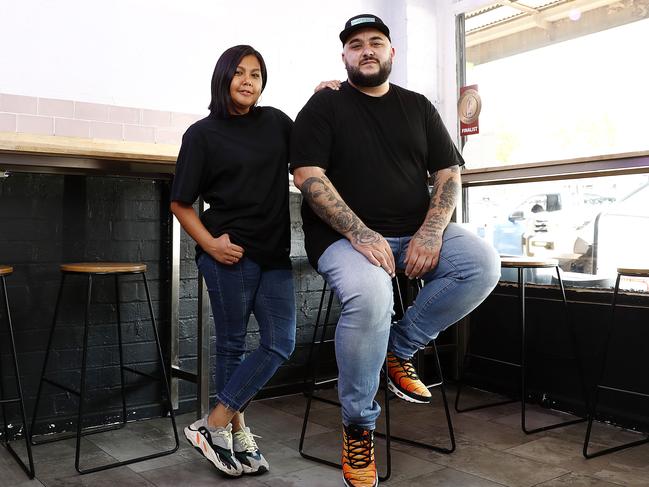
left=290, top=14, right=500, bottom=487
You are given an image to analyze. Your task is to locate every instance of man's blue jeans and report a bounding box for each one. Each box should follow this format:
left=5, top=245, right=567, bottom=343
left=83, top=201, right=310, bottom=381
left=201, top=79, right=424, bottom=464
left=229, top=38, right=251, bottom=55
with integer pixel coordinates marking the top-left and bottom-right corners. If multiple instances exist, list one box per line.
left=197, top=253, right=296, bottom=411
left=317, top=223, right=500, bottom=430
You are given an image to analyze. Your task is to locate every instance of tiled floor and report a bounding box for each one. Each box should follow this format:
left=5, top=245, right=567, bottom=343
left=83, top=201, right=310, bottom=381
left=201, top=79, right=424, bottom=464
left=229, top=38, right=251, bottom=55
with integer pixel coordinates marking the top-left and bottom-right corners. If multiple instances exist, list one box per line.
left=2, top=387, right=649, bottom=486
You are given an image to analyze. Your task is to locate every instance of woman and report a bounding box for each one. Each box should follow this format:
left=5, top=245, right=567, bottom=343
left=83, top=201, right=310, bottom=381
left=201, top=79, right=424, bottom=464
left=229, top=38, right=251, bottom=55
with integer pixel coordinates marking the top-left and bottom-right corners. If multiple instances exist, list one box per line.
left=170, top=45, right=296, bottom=477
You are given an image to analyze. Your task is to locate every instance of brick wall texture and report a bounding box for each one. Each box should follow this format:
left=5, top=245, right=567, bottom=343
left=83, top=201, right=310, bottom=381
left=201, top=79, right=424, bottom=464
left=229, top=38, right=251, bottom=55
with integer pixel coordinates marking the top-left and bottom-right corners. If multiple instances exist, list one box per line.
left=0, top=92, right=200, bottom=145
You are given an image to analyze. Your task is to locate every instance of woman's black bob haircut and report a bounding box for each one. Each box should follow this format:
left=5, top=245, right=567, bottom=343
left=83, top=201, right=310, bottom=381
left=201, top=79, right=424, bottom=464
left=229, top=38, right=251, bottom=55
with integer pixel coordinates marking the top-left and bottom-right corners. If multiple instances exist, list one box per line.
left=209, top=45, right=267, bottom=118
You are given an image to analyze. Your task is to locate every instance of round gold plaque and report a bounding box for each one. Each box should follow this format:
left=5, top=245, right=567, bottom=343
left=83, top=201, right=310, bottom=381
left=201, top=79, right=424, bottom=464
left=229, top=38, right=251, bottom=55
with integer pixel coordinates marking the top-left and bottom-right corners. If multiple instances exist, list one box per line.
left=458, top=88, right=481, bottom=124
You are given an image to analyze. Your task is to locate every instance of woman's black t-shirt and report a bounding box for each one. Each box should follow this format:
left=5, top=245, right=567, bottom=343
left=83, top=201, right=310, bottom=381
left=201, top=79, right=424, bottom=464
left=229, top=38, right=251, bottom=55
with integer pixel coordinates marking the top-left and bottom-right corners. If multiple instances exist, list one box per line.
left=171, top=106, right=292, bottom=269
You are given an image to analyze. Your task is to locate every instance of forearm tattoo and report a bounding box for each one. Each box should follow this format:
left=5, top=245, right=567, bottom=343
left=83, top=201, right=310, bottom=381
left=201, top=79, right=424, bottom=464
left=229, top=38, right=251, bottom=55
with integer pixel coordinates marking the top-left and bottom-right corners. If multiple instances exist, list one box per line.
left=301, top=176, right=380, bottom=245
left=414, top=167, right=460, bottom=248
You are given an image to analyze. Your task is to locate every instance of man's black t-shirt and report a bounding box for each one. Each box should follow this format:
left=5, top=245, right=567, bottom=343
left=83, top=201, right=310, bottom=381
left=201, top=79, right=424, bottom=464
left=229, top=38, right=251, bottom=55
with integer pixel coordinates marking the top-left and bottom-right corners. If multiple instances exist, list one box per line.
left=171, top=106, right=292, bottom=269
left=290, top=82, right=465, bottom=270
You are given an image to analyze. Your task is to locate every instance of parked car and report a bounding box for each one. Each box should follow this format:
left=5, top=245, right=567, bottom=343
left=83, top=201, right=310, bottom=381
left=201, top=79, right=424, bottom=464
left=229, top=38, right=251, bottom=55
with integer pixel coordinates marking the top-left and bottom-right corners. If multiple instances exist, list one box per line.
left=484, top=190, right=615, bottom=257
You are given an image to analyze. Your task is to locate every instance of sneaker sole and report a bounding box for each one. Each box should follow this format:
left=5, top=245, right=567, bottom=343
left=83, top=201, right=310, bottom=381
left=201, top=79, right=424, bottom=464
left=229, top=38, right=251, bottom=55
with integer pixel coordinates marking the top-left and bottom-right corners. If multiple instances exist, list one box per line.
left=343, top=473, right=379, bottom=487
left=241, top=463, right=269, bottom=475
left=387, top=378, right=432, bottom=404
left=184, top=427, right=242, bottom=477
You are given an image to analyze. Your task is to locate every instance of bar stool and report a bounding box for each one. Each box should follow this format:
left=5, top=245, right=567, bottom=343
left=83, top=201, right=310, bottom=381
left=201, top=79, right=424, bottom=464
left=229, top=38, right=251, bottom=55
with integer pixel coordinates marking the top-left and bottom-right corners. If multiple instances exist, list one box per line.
left=299, top=274, right=455, bottom=482
left=0, top=265, right=35, bottom=478
left=455, top=256, right=586, bottom=434
left=583, top=266, right=649, bottom=458
left=29, top=262, right=179, bottom=474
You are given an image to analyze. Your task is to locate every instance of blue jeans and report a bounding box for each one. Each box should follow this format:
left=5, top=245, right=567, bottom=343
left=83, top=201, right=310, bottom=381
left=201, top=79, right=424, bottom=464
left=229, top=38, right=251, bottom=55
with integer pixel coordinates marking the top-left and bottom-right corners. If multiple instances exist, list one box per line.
left=317, top=223, right=500, bottom=429
left=197, top=253, right=296, bottom=411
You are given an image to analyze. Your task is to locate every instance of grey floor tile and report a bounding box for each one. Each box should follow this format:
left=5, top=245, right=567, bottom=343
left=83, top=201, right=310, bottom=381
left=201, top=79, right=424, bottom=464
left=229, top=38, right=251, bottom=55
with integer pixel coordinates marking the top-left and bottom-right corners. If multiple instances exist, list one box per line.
left=140, top=459, right=266, bottom=486
left=558, top=441, right=649, bottom=486
left=534, top=472, right=624, bottom=486
left=400, top=443, right=569, bottom=487
left=389, top=466, right=507, bottom=486
left=39, top=466, right=155, bottom=487
left=0, top=444, right=40, bottom=487
left=491, top=406, right=581, bottom=432
left=16, top=437, right=121, bottom=481
left=3, top=395, right=648, bottom=486
left=505, top=435, right=585, bottom=466
left=261, top=465, right=342, bottom=487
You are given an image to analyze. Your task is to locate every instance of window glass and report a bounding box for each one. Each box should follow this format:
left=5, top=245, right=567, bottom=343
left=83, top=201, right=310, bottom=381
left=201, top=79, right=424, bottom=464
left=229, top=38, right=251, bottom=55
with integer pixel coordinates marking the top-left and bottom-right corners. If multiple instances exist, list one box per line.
left=463, top=8, right=649, bottom=167
left=466, top=174, right=649, bottom=291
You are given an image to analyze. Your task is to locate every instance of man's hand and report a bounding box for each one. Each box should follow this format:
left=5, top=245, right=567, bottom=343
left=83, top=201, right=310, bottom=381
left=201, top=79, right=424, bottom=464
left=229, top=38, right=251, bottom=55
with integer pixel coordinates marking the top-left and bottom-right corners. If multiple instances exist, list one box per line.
left=204, top=233, right=244, bottom=265
left=404, top=229, right=442, bottom=278
left=313, top=80, right=341, bottom=93
left=349, top=227, right=395, bottom=277
left=403, top=165, right=460, bottom=279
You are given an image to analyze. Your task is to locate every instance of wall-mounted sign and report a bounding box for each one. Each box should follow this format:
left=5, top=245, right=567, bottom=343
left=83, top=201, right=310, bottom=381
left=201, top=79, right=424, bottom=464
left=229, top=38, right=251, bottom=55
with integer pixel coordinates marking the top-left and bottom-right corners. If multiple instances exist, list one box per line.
left=459, top=84, right=481, bottom=136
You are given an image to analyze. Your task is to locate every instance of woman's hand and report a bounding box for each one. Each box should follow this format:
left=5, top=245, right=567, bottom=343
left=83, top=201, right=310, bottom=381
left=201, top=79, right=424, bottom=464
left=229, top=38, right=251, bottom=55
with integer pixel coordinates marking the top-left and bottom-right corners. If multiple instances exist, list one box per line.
left=206, top=233, right=244, bottom=265
left=314, top=80, right=341, bottom=93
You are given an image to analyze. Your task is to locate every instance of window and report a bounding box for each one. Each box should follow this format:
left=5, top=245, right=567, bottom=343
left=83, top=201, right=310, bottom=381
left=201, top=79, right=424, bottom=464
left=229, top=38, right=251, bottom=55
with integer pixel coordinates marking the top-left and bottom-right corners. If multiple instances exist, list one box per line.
left=460, top=1, right=649, bottom=291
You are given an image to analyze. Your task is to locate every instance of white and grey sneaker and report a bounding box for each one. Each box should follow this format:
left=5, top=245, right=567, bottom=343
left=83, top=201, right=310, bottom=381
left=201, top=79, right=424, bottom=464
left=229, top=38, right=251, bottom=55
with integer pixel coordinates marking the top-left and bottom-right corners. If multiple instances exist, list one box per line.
left=184, top=417, right=243, bottom=477
left=232, top=426, right=269, bottom=475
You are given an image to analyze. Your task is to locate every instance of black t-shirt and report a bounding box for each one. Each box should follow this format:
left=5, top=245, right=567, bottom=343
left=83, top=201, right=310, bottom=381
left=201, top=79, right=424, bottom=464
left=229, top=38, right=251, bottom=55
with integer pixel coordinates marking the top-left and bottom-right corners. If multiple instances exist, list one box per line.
left=171, top=106, right=292, bottom=269
left=290, top=82, right=464, bottom=269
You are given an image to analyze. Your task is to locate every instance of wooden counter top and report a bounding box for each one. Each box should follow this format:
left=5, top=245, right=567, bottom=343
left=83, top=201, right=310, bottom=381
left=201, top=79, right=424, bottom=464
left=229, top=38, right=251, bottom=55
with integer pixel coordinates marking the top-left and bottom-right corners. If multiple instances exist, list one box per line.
left=0, top=132, right=179, bottom=176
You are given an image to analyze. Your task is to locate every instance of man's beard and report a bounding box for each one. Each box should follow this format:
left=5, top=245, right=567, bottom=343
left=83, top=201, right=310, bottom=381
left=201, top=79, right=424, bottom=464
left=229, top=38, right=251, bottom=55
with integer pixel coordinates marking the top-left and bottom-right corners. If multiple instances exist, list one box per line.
left=345, top=57, right=392, bottom=87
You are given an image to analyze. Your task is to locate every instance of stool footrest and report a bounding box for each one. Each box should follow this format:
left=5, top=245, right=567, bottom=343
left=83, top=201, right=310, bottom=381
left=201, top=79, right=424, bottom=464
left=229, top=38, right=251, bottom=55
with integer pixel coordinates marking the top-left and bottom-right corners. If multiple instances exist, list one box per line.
left=313, top=377, right=337, bottom=387
left=122, top=366, right=161, bottom=382
left=0, top=398, right=21, bottom=405
left=170, top=366, right=198, bottom=384
left=31, top=421, right=126, bottom=445
left=375, top=431, right=454, bottom=454
left=43, top=378, right=79, bottom=396
left=597, top=384, right=649, bottom=399
left=465, top=353, right=521, bottom=368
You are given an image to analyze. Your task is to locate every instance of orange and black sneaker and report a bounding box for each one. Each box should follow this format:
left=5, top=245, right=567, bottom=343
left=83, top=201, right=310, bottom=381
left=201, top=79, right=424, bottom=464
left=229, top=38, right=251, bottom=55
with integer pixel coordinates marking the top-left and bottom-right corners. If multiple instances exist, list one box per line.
left=386, top=351, right=432, bottom=404
left=342, top=424, right=378, bottom=487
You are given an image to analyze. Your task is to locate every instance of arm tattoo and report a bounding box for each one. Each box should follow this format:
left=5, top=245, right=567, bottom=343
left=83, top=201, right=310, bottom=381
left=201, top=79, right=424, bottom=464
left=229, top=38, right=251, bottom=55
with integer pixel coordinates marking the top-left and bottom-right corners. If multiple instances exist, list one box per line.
left=301, top=176, right=380, bottom=245
left=414, top=167, right=460, bottom=249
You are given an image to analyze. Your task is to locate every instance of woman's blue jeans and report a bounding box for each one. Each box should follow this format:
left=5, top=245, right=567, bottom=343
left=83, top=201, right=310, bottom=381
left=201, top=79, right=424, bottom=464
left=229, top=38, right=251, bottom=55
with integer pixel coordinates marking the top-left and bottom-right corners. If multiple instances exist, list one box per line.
left=317, top=223, right=500, bottom=430
left=197, top=253, right=296, bottom=412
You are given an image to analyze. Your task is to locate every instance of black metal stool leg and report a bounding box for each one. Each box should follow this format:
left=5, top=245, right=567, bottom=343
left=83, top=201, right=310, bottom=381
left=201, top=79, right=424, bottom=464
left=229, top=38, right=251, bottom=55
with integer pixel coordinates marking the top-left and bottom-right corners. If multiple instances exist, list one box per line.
left=141, top=273, right=179, bottom=452
left=30, top=273, right=66, bottom=443
left=0, top=275, right=35, bottom=478
left=115, top=275, right=127, bottom=425
left=522, top=267, right=586, bottom=434
left=74, top=274, right=94, bottom=473
left=583, top=273, right=649, bottom=458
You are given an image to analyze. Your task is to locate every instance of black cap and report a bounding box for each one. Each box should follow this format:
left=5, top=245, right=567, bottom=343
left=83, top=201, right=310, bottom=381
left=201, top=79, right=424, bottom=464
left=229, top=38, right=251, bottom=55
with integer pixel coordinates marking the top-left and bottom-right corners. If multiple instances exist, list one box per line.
left=339, top=14, right=391, bottom=45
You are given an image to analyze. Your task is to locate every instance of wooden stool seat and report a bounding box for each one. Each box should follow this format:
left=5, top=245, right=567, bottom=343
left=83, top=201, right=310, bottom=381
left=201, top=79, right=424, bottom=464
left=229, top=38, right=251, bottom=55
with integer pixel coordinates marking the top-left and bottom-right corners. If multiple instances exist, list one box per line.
left=0, top=265, right=13, bottom=276
left=617, top=267, right=649, bottom=278
left=500, top=257, right=558, bottom=268
left=60, top=262, right=147, bottom=274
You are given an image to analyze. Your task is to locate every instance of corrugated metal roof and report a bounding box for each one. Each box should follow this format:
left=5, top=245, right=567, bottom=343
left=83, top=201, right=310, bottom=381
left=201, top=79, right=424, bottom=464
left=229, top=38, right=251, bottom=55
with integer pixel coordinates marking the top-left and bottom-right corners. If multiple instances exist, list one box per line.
left=465, top=1, right=568, bottom=32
